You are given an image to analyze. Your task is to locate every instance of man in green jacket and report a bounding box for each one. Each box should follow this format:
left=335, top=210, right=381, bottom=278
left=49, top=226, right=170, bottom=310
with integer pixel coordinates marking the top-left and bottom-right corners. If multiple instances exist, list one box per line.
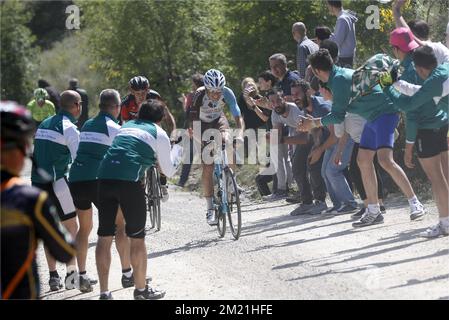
left=31, top=90, right=82, bottom=291
left=96, top=99, right=180, bottom=300
left=298, top=49, right=426, bottom=228
left=382, top=46, right=449, bottom=238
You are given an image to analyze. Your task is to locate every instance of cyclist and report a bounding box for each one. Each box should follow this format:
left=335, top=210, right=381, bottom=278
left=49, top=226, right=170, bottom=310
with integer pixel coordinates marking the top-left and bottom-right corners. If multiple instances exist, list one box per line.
left=96, top=99, right=180, bottom=300
left=68, top=89, right=135, bottom=292
left=26, top=88, right=56, bottom=126
left=1, top=101, right=75, bottom=299
left=189, top=69, right=244, bottom=226
left=120, top=76, right=177, bottom=201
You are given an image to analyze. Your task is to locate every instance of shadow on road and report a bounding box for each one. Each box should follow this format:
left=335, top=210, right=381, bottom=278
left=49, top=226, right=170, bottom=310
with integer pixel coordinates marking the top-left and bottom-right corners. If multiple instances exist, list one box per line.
left=285, top=249, right=448, bottom=282
left=148, top=238, right=221, bottom=259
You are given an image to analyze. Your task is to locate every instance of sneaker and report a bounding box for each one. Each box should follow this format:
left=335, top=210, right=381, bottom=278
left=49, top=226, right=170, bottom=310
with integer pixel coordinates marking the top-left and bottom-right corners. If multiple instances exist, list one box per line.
left=352, top=206, right=386, bottom=220
left=351, top=207, right=366, bottom=220
left=133, top=286, right=166, bottom=300
left=99, top=292, right=113, bottom=300
left=286, top=196, right=301, bottom=204
left=336, top=204, right=358, bottom=215
left=307, top=201, right=328, bottom=215
left=161, top=185, right=169, bottom=202
left=79, top=274, right=97, bottom=285
left=65, top=272, right=78, bottom=290
left=290, top=203, right=315, bottom=216
left=322, top=206, right=340, bottom=216
left=352, top=210, right=383, bottom=228
left=419, top=222, right=449, bottom=238
left=79, top=276, right=93, bottom=293
left=410, top=202, right=426, bottom=220
left=263, top=191, right=287, bottom=202
left=49, top=275, right=63, bottom=291
left=121, top=274, right=134, bottom=288
left=206, top=209, right=218, bottom=226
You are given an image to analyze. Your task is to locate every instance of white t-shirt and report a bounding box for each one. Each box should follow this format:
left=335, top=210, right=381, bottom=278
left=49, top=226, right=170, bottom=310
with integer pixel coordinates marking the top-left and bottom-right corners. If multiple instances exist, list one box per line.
left=422, top=40, right=449, bottom=65
left=271, top=102, right=305, bottom=129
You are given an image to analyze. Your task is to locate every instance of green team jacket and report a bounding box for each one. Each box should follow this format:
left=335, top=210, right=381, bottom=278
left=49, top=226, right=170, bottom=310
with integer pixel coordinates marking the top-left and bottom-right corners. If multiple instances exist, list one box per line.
left=31, top=111, right=79, bottom=183
left=321, top=65, right=396, bottom=127
left=98, top=119, right=177, bottom=182
left=69, top=111, right=120, bottom=182
left=385, top=62, right=449, bottom=143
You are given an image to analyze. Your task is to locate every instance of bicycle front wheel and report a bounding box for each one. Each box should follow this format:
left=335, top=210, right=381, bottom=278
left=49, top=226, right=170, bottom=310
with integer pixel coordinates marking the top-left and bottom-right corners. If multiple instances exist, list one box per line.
left=150, top=166, right=162, bottom=231
left=144, top=170, right=155, bottom=229
left=216, top=204, right=226, bottom=238
left=225, top=168, right=242, bottom=240
left=214, top=174, right=226, bottom=238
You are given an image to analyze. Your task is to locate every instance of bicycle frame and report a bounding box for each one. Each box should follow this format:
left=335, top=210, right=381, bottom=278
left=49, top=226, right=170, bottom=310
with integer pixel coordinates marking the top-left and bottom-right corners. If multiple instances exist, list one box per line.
left=214, top=144, right=230, bottom=215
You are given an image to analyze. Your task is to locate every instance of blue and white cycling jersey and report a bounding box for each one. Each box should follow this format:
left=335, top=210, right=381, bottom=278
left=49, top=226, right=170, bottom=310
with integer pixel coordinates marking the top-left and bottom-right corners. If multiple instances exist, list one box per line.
left=193, top=86, right=241, bottom=123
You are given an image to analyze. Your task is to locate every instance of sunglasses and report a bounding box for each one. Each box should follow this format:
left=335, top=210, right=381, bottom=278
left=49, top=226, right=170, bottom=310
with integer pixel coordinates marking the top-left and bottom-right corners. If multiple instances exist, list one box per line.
left=207, top=88, right=222, bottom=94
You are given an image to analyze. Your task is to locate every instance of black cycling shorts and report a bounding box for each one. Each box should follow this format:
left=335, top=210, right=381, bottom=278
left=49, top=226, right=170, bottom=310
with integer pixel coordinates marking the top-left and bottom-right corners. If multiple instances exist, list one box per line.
left=69, top=180, right=99, bottom=211
left=97, top=179, right=146, bottom=239
left=32, top=177, right=76, bottom=221
left=415, top=125, right=448, bottom=159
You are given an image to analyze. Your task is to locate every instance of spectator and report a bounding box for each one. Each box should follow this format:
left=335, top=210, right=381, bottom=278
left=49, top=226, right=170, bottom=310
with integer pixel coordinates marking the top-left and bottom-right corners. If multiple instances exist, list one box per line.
left=38, top=79, right=61, bottom=112
left=305, top=39, right=340, bottom=83
left=68, top=78, right=90, bottom=129
left=327, top=0, right=358, bottom=67
left=26, top=88, right=55, bottom=126
left=254, top=70, right=277, bottom=196
left=178, top=73, right=204, bottom=187
left=314, top=26, right=332, bottom=45
left=288, top=80, right=330, bottom=215
left=269, top=53, right=300, bottom=96
left=265, top=90, right=305, bottom=201
left=255, top=71, right=277, bottom=128
left=393, top=0, right=449, bottom=65
left=320, top=39, right=339, bottom=62
left=240, top=77, right=269, bottom=130
left=292, top=22, right=319, bottom=78
left=318, top=85, right=358, bottom=215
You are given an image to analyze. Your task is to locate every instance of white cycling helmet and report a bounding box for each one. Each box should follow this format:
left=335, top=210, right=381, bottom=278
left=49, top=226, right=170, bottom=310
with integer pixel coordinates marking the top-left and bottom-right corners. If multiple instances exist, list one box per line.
left=203, top=69, right=226, bottom=91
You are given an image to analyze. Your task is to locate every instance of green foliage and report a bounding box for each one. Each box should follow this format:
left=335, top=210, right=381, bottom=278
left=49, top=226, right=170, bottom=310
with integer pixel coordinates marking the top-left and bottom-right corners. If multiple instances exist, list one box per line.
left=0, top=0, right=39, bottom=104
left=25, top=0, right=74, bottom=49
left=224, top=0, right=324, bottom=84
left=79, top=0, right=228, bottom=119
left=36, top=33, right=104, bottom=117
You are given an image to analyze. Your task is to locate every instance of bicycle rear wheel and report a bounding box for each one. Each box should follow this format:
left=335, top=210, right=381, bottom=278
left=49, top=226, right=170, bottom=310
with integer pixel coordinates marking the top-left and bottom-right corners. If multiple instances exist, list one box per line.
left=151, top=166, right=162, bottom=231
left=225, top=168, right=242, bottom=240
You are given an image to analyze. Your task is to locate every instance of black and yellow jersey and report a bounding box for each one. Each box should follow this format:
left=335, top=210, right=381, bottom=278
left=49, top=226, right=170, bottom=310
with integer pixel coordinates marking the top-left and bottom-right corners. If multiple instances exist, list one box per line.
left=1, top=170, right=76, bottom=299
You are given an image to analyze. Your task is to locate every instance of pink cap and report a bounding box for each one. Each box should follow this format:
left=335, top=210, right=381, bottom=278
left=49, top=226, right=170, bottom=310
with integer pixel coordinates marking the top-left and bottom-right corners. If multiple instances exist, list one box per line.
left=390, top=27, right=419, bottom=53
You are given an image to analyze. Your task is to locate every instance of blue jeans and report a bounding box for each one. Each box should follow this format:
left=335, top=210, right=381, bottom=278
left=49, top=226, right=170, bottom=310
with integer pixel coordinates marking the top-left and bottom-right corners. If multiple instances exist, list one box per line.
left=321, top=138, right=357, bottom=209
